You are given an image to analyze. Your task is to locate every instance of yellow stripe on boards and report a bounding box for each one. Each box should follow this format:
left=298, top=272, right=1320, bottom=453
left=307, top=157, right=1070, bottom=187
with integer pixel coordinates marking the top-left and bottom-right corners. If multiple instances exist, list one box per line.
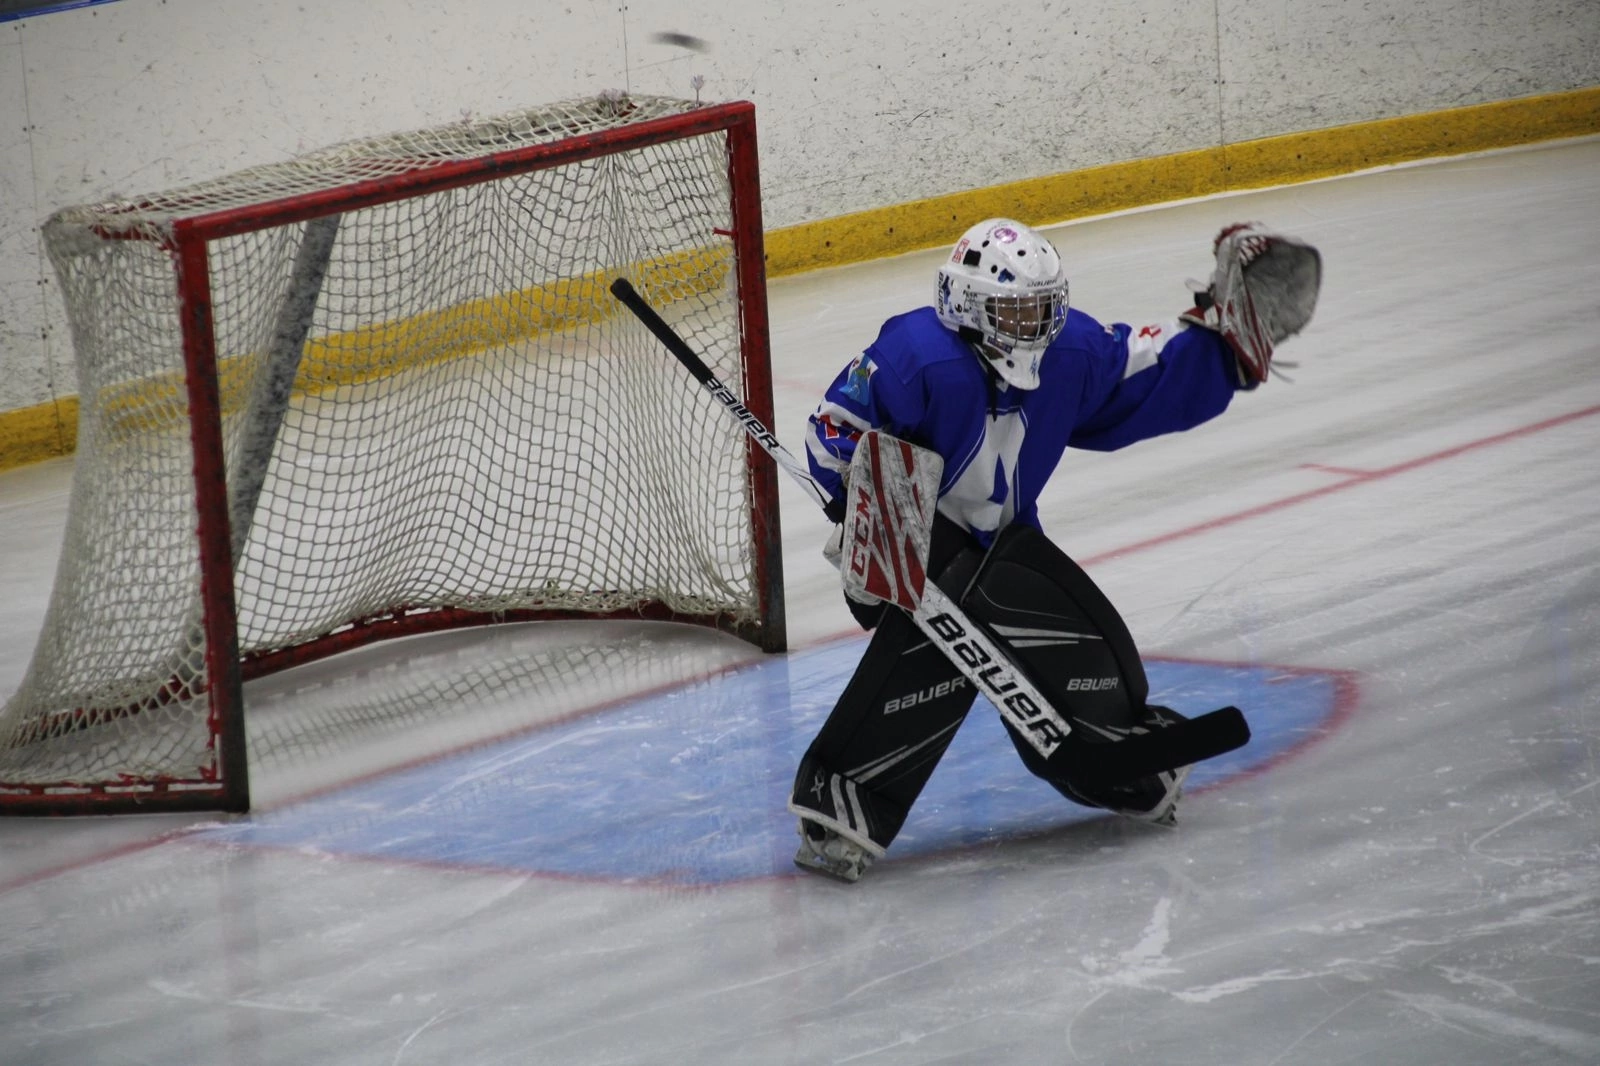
left=4, top=86, right=1598, bottom=470
left=763, top=86, right=1600, bottom=276
left=0, top=397, right=78, bottom=471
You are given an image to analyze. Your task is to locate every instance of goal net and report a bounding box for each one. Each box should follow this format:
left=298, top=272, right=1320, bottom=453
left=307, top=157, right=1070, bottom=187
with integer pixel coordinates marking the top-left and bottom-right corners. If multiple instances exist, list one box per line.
left=1, top=94, right=783, bottom=815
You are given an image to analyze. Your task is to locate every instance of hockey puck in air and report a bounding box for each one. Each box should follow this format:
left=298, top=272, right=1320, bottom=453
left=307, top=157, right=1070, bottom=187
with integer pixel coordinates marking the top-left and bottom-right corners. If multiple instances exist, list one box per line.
left=650, top=31, right=711, bottom=52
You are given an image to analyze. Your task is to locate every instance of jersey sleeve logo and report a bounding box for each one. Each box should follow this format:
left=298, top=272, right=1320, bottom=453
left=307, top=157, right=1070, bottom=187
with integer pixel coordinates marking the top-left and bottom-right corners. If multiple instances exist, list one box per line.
left=840, top=352, right=878, bottom=404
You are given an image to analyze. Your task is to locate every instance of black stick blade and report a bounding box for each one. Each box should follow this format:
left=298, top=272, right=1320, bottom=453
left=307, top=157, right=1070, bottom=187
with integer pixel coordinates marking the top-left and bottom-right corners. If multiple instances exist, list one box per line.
left=1066, top=706, right=1251, bottom=788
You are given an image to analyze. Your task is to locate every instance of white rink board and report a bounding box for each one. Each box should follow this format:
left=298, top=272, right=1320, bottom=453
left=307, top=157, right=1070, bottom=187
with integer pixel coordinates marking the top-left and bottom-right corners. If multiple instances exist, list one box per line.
left=2, top=0, right=1598, bottom=412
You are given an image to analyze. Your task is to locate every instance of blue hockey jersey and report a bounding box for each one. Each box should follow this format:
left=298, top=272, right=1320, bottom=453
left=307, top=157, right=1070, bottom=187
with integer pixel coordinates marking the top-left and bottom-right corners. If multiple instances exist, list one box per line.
left=805, top=306, right=1243, bottom=544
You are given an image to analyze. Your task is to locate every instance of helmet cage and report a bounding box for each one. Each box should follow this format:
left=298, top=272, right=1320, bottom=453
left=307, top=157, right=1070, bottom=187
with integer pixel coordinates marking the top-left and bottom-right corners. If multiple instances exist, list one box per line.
left=982, top=290, right=1068, bottom=348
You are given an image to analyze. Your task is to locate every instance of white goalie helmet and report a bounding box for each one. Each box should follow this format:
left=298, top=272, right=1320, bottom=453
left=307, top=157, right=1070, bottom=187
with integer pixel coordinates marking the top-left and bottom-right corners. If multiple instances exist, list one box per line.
left=935, top=218, right=1069, bottom=389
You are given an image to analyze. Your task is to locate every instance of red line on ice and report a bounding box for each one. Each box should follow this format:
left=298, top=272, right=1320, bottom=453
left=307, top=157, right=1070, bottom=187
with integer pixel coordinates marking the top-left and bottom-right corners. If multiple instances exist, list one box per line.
left=1083, top=404, right=1600, bottom=567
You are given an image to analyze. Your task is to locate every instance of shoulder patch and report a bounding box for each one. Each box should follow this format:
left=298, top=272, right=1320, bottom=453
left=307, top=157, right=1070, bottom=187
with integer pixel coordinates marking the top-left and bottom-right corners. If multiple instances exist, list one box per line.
left=839, top=352, right=878, bottom=403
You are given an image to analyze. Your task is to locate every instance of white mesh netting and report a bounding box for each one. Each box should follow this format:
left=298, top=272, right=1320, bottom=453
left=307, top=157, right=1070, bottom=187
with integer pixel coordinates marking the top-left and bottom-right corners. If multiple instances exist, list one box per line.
left=1, top=95, right=769, bottom=803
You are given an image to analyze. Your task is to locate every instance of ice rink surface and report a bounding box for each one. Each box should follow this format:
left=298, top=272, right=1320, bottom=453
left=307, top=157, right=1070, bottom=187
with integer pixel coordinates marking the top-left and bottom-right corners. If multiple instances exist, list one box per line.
left=2, top=138, right=1598, bottom=1064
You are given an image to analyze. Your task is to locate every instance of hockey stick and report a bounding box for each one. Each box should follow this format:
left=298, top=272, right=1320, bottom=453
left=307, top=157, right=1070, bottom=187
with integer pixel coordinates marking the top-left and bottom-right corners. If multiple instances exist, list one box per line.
left=609, top=279, right=844, bottom=525
left=609, top=277, right=1248, bottom=784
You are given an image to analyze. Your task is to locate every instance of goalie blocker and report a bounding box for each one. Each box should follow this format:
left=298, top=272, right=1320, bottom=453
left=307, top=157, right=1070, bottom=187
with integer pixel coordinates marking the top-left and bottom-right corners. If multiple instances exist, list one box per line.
left=790, top=511, right=1238, bottom=856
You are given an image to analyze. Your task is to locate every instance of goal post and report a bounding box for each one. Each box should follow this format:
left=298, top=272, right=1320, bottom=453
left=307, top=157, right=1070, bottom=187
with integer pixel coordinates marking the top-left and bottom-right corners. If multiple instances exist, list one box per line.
left=1, top=95, right=784, bottom=815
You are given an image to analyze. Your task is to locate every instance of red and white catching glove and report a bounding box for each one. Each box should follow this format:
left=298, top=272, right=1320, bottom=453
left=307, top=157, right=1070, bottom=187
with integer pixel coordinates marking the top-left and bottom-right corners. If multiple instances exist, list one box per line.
left=1180, top=223, right=1322, bottom=386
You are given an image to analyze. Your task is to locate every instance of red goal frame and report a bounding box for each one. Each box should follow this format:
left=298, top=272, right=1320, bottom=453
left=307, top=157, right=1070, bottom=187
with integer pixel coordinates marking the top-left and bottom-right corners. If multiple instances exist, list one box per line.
left=5, top=101, right=783, bottom=816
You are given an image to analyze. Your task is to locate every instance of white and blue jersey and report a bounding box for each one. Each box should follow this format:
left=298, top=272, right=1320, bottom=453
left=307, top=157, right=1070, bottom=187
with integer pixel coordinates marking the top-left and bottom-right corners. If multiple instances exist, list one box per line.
left=805, top=306, right=1243, bottom=545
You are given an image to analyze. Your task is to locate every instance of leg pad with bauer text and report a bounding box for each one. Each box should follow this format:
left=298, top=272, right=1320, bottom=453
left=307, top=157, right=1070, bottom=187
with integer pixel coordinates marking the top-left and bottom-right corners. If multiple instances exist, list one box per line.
left=963, top=523, right=1193, bottom=817
left=790, top=516, right=985, bottom=853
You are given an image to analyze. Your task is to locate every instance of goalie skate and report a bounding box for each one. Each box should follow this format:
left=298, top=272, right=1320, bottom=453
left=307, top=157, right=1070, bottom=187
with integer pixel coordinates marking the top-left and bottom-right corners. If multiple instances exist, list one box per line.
left=794, top=820, right=876, bottom=883
left=1109, top=765, right=1189, bottom=825
left=1064, top=706, right=1193, bottom=825
left=1060, top=764, right=1189, bottom=826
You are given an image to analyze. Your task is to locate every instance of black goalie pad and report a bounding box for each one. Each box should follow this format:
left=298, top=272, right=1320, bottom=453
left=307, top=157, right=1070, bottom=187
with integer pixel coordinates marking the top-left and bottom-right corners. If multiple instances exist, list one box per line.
left=963, top=522, right=1150, bottom=734
left=962, top=523, right=1191, bottom=804
left=795, top=518, right=1249, bottom=847
left=791, top=515, right=986, bottom=851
